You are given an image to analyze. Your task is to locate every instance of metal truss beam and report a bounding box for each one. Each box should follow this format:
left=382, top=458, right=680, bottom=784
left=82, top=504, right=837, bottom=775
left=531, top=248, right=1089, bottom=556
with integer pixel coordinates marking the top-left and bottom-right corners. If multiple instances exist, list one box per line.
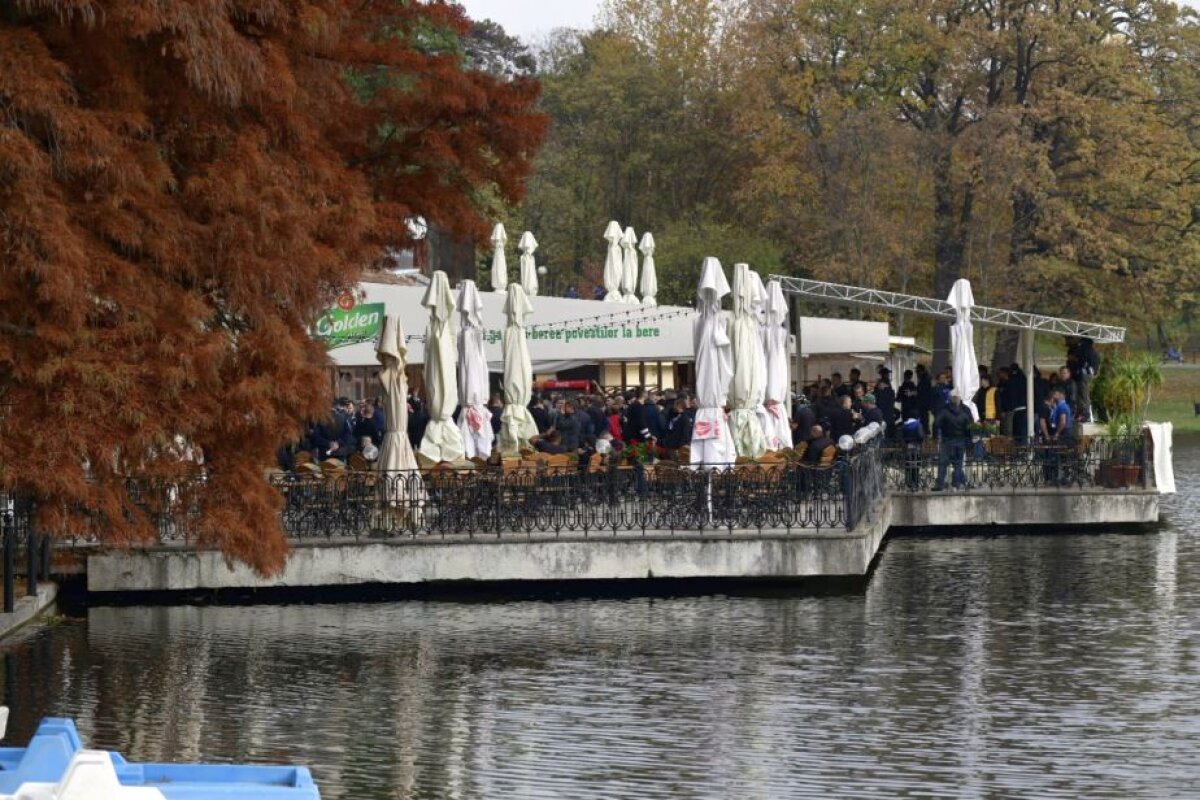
left=771, top=275, right=1125, bottom=344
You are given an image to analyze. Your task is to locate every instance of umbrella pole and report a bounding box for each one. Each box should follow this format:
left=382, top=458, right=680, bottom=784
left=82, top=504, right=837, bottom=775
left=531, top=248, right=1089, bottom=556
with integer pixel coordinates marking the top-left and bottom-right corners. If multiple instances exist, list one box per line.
left=1025, top=328, right=1035, bottom=444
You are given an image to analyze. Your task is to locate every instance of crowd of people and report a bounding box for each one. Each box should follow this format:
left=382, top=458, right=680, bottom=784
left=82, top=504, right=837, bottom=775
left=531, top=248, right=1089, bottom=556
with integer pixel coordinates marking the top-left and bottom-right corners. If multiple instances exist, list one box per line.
left=281, top=397, right=387, bottom=468
left=281, top=336, right=1099, bottom=483
left=786, top=338, right=1098, bottom=491
left=481, top=387, right=698, bottom=460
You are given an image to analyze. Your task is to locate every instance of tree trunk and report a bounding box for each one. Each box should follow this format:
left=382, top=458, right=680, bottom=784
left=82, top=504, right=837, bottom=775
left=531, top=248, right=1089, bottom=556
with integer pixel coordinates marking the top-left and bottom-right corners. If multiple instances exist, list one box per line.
left=993, top=187, right=1039, bottom=369
left=991, top=329, right=1020, bottom=371
left=931, top=146, right=970, bottom=372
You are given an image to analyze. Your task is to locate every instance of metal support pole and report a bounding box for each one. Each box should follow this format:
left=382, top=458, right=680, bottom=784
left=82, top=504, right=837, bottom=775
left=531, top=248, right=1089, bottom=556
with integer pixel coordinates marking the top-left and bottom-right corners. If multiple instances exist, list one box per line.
left=26, top=527, right=37, bottom=598
left=40, top=535, right=51, bottom=581
left=1025, top=328, right=1035, bottom=443
left=790, top=295, right=802, bottom=393
left=2, top=516, right=13, bottom=613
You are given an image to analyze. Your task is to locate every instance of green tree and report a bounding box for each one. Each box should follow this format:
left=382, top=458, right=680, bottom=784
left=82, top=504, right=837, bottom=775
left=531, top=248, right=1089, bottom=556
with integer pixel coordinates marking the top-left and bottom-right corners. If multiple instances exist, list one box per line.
left=516, top=0, right=750, bottom=296
left=735, top=0, right=1200, bottom=361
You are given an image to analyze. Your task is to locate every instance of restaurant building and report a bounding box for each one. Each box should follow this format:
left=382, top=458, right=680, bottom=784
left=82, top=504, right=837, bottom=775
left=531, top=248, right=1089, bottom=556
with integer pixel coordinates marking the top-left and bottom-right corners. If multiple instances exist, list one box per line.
left=325, top=280, right=904, bottom=400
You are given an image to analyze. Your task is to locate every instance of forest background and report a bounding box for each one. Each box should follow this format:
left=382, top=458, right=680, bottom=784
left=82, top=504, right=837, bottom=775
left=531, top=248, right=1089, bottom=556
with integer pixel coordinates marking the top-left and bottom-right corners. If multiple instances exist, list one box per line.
left=485, top=0, right=1200, bottom=363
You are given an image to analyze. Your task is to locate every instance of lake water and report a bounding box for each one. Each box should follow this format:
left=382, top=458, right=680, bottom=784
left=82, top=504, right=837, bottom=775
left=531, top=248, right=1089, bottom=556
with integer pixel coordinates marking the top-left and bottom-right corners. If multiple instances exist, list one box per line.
left=3, top=438, right=1196, bottom=799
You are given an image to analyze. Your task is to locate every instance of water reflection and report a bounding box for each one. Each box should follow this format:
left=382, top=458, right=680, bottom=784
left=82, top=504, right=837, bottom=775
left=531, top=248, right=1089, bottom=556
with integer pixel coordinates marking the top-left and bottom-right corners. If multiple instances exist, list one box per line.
left=2, top=439, right=1197, bottom=799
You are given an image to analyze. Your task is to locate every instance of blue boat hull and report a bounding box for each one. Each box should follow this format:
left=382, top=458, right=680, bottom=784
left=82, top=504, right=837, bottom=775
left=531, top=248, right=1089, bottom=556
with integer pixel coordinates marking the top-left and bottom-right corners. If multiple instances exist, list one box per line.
left=0, top=717, right=320, bottom=799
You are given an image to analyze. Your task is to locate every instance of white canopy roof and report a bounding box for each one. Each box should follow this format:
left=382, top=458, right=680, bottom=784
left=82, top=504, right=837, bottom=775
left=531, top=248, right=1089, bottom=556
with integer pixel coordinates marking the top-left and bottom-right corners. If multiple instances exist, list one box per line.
left=326, top=283, right=891, bottom=370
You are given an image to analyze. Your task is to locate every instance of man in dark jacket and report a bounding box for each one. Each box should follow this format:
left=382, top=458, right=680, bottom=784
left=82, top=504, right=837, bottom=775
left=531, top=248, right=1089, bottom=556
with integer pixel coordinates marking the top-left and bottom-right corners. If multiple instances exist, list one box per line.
left=792, top=402, right=817, bottom=446
left=587, top=398, right=608, bottom=439
left=861, top=394, right=885, bottom=428
left=932, top=371, right=952, bottom=419
left=529, top=394, right=550, bottom=433
left=900, top=414, right=926, bottom=490
left=556, top=402, right=585, bottom=451
left=915, top=364, right=933, bottom=431
left=804, top=425, right=834, bottom=464
left=644, top=393, right=667, bottom=441
left=1032, top=368, right=1051, bottom=415
left=898, top=369, right=919, bottom=422
left=1056, top=366, right=1078, bottom=418
left=407, top=398, right=429, bottom=450
left=828, top=395, right=858, bottom=440
left=664, top=399, right=694, bottom=456
left=625, top=388, right=652, bottom=442
left=488, top=393, right=503, bottom=435
left=1001, top=365, right=1029, bottom=443
left=353, top=404, right=384, bottom=447
left=1076, top=337, right=1100, bottom=422
left=873, top=373, right=897, bottom=430
left=933, top=390, right=974, bottom=491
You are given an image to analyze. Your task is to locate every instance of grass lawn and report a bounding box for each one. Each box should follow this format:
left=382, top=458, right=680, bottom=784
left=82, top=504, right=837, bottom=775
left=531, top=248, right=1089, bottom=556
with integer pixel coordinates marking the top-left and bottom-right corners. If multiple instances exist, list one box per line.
left=1149, top=365, right=1200, bottom=434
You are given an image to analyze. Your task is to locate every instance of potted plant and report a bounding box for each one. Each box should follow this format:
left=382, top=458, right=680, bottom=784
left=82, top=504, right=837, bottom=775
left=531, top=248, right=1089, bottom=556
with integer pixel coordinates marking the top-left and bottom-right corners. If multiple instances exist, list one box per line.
left=1095, top=352, right=1162, bottom=488
left=1105, top=352, right=1164, bottom=424
left=1098, top=414, right=1134, bottom=488
left=622, top=440, right=656, bottom=465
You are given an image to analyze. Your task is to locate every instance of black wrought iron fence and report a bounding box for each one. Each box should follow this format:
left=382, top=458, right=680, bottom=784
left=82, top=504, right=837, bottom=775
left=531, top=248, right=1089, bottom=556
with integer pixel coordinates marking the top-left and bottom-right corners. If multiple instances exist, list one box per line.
left=0, top=493, right=49, bottom=612
left=0, top=443, right=894, bottom=551
left=266, top=454, right=880, bottom=540
left=882, top=435, right=1151, bottom=493
left=844, top=441, right=884, bottom=529
left=14, top=448, right=881, bottom=547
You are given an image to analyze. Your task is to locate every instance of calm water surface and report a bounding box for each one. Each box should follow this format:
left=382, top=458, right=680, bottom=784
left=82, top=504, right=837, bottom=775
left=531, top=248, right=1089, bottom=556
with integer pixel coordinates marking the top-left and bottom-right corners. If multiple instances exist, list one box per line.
left=4, top=438, right=1198, bottom=799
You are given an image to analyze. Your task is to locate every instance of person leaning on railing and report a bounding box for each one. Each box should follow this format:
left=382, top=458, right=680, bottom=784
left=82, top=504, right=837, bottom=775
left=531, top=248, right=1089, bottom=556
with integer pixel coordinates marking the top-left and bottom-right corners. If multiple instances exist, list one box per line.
left=900, top=413, right=926, bottom=490
left=1044, top=387, right=1076, bottom=485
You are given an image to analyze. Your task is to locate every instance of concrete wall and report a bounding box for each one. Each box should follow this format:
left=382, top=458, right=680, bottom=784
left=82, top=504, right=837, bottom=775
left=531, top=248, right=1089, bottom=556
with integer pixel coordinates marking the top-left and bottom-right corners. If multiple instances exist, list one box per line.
left=889, top=490, right=1159, bottom=528
left=89, top=504, right=892, bottom=593
left=85, top=487, right=1161, bottom=594
left=0, top=583, right=58, bottom=641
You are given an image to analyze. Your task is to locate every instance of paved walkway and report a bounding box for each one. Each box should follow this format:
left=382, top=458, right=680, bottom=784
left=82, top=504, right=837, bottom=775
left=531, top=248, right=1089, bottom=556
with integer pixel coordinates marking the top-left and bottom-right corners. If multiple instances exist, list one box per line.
left=0, top=583, right=58, bottom=641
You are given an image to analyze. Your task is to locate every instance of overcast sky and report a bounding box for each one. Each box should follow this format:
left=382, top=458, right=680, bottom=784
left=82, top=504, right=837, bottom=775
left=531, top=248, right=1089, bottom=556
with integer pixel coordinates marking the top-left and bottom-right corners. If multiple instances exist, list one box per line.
left=457, top=0, right=600, bottom=41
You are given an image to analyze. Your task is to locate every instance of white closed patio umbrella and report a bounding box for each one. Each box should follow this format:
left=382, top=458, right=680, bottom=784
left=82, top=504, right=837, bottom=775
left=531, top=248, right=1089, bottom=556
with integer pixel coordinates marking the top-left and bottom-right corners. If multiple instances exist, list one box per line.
left=762, top=278, right=792, bottom=450
left=518, top=231, right=539, bottom=297
left=500, top=283, right=540, bottom=455
left=947, top=278, right=980, bottom=421
left=376, top=315, right=425, bottom=524
left=749, top=270, right=773, bottom=445
left=418, top=271, right=465, bottom=464
left=457, top=279, right=495, bottom=459
left=729, top=263, right=768, bottom=459
left=621, top=226, right=640, bottom=304
left=691, top=257, right=736, bottom=466
left=490, top=223, right=508, bottom=293
left=603, top=221, right=623, bottom=302
left=639, top=232, right=658, bottom=307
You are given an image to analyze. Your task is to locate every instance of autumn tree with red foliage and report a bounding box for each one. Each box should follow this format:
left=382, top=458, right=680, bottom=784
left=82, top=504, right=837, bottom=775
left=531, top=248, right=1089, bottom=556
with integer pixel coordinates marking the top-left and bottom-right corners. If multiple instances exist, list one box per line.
left=0, top=0, right=546, bottom=572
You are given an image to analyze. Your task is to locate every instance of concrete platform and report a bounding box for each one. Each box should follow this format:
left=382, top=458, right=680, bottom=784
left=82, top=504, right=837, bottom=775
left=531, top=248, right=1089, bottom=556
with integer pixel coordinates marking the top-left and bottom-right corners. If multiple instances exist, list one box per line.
left=87, top=501, right=893, bottom=593
left=83, top=486, right=1160, bottom=595
left=890, top=489, right=1159, bottom=528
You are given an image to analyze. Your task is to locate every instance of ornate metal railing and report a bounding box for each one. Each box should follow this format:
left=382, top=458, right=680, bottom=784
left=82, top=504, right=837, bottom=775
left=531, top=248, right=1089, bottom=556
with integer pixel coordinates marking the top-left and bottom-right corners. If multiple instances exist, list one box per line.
left=0, top=432, right=1153, bottom=562
left=0, top=448, right=891, bottom=560
left=265, top=454, right=882, bottom=540
left=881, top=435, right=1151, bottom=493
left=0, top=493, right=49, bottom=611
left=22, top=447, right=879, bottom=545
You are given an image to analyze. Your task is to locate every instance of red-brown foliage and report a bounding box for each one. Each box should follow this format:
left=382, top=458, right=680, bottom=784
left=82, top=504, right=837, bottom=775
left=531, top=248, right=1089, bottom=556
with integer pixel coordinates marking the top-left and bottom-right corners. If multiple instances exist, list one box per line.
left=0, top=0, right=546, bottom=573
